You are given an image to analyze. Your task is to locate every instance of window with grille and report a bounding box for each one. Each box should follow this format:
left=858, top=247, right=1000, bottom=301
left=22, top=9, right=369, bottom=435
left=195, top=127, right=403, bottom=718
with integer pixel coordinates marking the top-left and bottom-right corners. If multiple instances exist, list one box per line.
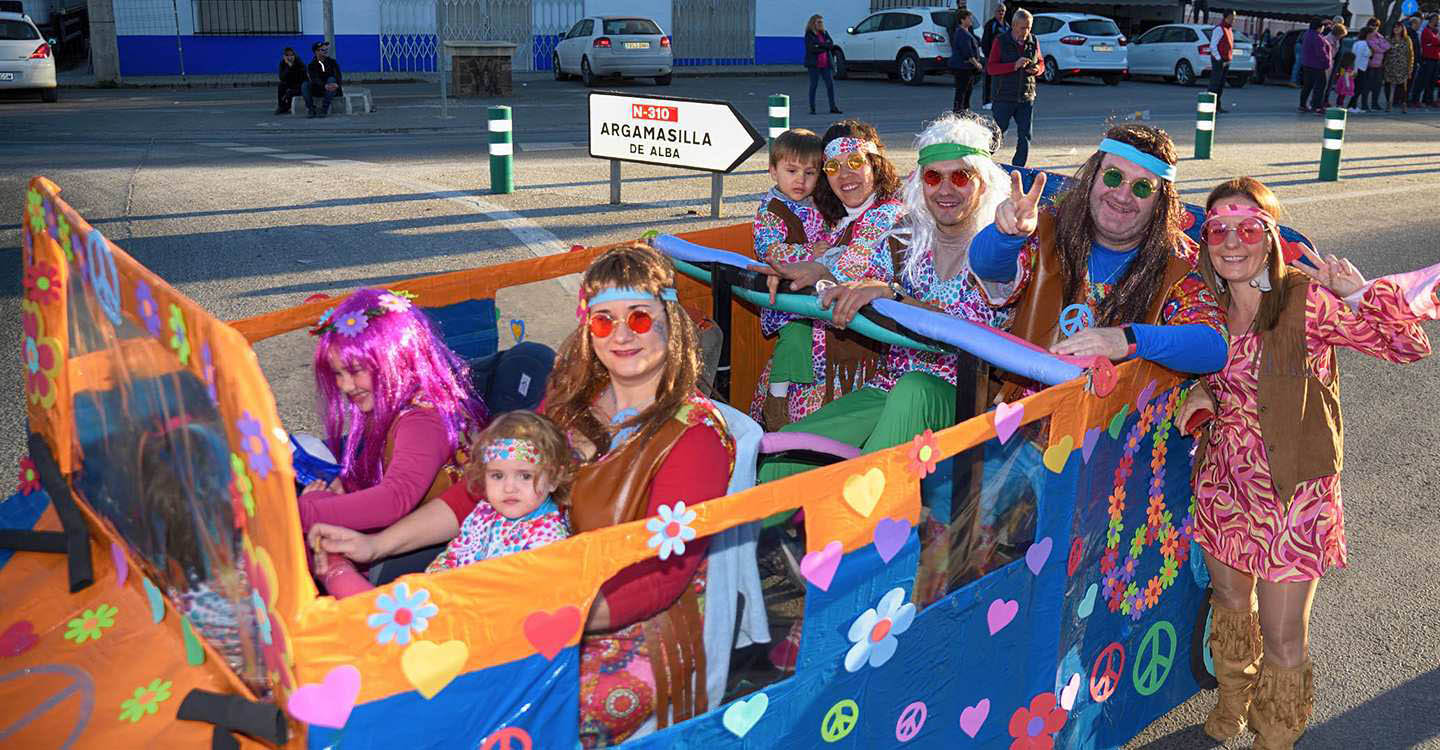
left=193, top=0, right=301, bottom=35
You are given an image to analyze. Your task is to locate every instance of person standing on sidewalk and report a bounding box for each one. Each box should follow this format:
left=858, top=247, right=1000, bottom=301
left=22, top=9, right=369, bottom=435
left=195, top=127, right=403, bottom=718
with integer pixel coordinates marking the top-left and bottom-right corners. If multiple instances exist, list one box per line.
left=1322, top=22, right=1346, bottom=107
left=1347, top=29, right=1373, bottom=111
left=1411, top=14, right=1440, bottom=107
left=986, top=8, right=1043, bottom=167
left=1385, top=21, right=1414, bottom=112
left=1365, top=21, right=1390, bottom=111
left=1298, top=20, right=1333, bottom=113
left=948, top=10, right=984, bottom=113
left=804, top=14, right=842, bottom=116
left=979, top=3, right=1009, bottom=111
left=1208, top=11, right=1237, bottom=114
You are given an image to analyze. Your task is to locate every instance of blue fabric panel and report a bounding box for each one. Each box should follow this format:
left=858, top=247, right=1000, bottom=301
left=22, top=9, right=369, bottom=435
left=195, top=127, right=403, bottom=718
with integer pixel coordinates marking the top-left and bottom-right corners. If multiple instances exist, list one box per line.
left=117, top=34, right=381, bottom=76
left=424, top=298, right=498, bottom=361
left=0, top=488, right=51, bottom=574
left=755, top=36, right=803, bottom=65
left=307, top=648, right=580, bottom=750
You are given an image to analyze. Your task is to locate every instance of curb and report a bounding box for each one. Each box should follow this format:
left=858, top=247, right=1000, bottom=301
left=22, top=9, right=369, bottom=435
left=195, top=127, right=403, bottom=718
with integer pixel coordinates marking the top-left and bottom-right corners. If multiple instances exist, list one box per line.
left=60, top=66, right=805, bottom=89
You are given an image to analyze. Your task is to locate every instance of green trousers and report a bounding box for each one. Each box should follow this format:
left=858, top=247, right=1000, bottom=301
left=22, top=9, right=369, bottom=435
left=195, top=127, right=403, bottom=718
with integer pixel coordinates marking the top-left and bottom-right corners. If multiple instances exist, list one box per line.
left=758, top=371, right=956, bottom=485
left=768, top=320, right=815, bottom=384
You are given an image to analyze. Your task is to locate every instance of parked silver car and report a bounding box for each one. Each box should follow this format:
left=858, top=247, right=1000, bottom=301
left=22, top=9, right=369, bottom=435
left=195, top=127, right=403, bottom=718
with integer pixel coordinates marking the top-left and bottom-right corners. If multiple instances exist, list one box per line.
left=553, top=16, right=673, bottom=87
left=0, top=11, right=57, bottom=101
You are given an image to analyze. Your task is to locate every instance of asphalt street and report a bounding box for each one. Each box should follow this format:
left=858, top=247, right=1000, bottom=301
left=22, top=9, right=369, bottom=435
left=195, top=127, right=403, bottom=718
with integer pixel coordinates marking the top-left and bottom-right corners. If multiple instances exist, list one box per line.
left=1, top=71, right=1438, bottom=749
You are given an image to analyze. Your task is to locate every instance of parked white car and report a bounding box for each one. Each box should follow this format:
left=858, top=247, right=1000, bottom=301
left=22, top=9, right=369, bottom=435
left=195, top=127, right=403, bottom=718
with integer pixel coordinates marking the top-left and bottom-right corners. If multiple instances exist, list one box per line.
left=833, top=6, right=956, bottom=85
left=1126, top=23, right=1254, bottom=87
left=0, top=10, right=56, bottom=101
left=1030, top=13, right=1127, bottom=85
left=553, top=16, right=673, bottom=87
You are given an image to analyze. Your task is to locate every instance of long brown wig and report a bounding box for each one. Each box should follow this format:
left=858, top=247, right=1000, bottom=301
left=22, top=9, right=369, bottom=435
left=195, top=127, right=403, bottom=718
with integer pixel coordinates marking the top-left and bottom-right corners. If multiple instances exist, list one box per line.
left=544, top=243, right=701, bottom=457
left=1050, top=124, right=1186, bottom=326
left=1198, top=177, right=1292, bottom=334
left=813, top=119, right=904, bottom=225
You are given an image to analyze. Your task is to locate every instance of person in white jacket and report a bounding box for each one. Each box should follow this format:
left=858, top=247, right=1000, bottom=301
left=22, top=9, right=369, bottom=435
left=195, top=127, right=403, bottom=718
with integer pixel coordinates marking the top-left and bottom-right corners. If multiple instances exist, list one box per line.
left=1348, top=29, right=1375, bottom=111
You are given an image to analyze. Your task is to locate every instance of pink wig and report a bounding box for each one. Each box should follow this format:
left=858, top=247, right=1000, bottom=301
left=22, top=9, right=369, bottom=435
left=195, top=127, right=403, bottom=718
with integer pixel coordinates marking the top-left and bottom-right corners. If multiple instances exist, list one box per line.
left=312, top=288, right=488, bottom=491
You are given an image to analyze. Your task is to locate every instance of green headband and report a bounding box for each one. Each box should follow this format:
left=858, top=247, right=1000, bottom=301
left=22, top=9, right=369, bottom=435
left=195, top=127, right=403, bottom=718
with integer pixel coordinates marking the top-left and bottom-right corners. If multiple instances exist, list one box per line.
left=917, top=143, right=992, bottom=166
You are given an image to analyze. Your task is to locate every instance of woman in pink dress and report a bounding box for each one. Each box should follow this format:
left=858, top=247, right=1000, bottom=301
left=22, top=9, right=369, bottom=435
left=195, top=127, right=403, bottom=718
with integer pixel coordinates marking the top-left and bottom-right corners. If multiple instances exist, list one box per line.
left=1179, top=177, right=1433, bottom=750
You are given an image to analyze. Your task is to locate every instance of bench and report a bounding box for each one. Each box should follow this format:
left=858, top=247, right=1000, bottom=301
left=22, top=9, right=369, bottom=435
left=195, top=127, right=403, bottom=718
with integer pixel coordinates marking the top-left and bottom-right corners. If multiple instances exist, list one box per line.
left=289, top=86, right=372, bottom=115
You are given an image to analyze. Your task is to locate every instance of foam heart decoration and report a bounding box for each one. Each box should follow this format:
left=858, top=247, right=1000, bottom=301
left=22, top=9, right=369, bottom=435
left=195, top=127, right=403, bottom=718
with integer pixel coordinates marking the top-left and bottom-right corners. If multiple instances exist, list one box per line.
left=987, top=599, right=1018, bottom=635
left=872, top=518, right=911, bottom=564
left=569, top=244, right=585, bottom=253
left=959, top=698, right=990, bottom=737
left=402, top=639, right=469, bottom=699
left=1107, top=405, right=1130, bottom=439
left=1077, top=583, right=1098, bottom=619
left=800, top=540, right=843, bottom=591
left=181, top=616, right=205, bottom=665
left=0, top=621, right=38, bottom=658
left=142, top=578, right=165, bottom=623
left=1136, top=379, right=1157, bottom=411
left=842, top=468, right=885, bottom=518
left=993, top=401, right=1024, bottom=444
left=1025, top=536, right=1053, bottom=576
left=1082, top=427, right=1101, bottom=464
left=509, top=319, right=525, bottom=344
left=1067, top=537, right=1083, bottom=577
left=1089, top=357, right=1118, bottom=397
left=722, top=691, right=768, bottom=738
left=287, top=664, right=361, bottom=729
left=111, top=542, right=127, bottom=586
left=524, top=606, right=581, bottom=661
left=1043, top=435, right=1074, bottom=473
left=1060, top=672, right=1081, bottom=711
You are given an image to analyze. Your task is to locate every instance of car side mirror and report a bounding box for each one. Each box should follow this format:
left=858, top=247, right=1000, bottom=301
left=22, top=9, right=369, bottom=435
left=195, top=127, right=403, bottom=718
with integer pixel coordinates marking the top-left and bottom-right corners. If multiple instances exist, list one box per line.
left=847, top=27, right=855, bottom=34
left=47, top=37, right=57, bottom=46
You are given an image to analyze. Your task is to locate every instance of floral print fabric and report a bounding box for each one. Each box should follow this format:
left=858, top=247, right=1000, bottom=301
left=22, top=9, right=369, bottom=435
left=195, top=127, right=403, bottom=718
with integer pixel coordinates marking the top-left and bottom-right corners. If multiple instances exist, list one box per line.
left=426, top=498, right=568, bottom=572
left=753, top=189, right=827, bottom=337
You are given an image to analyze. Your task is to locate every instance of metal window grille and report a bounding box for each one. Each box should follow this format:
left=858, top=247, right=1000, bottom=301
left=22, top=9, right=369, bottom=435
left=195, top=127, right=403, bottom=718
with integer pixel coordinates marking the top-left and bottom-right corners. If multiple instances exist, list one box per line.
left=671, top=0, right=755, bottom=66
left=192, top=0, right=301, bottom=35
left=377, top=0, right=582, bottom=73
left=870, top=0, right=957, bottom=10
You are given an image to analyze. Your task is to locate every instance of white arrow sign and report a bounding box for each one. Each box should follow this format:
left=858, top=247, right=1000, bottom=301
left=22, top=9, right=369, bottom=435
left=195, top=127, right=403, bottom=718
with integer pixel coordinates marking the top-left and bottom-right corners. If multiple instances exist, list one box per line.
left=588, top=91, right=766, bottom=174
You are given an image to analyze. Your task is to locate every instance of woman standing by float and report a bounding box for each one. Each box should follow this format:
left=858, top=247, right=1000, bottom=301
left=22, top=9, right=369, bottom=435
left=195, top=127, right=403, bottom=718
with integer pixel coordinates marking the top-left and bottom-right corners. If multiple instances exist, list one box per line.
left=1178, top=177, right=1435, bottom=750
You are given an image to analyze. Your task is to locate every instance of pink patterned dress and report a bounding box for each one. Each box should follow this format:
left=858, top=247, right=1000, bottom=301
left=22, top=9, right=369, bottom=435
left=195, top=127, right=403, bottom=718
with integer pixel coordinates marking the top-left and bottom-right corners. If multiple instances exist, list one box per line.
left=1194, top=280, right=1432, bottom=582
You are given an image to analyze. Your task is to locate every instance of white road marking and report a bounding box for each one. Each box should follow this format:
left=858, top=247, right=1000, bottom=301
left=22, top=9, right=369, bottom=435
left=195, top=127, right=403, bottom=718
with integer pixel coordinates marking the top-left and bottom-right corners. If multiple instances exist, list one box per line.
left=269, top=153, right=325, bottom=160
left=304, top=159, right=372, bottom=167
left=227, top=145, right=282, bottom=153
left=198, top=141, right=244, bottom=147
left=520, top=142, right=585, bottom=152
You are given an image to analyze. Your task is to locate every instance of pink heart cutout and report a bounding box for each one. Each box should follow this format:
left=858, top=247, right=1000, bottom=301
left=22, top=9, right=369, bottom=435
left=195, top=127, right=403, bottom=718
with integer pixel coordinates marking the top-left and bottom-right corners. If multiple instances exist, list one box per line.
left=959, top=698, right=990, bottom=737
left=987, top=599, right=1018, bottom=635
left=1082, top=427, right=1101, bottom=464
left=0, top=621, right=38, bottom=658
left=111, top=542, right=127, bottom=586
left=799, top=540, right=843, bottom=591
left=524, top=606, right=581, bottom=661
left=286, top=665, right=361, bottom=729
left=994, top=402, right=1024, bottom=444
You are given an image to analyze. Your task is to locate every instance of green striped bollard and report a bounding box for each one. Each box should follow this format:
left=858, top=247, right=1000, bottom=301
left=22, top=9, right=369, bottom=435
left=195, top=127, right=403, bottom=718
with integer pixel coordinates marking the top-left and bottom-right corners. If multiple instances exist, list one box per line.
left=488, top=105, right=514, bottom=194
left=1319, top=107, right=1346, bottom=182
left=1194, top=92, right=1216, bottom=160
left=768, top=94, right=789, bottom=146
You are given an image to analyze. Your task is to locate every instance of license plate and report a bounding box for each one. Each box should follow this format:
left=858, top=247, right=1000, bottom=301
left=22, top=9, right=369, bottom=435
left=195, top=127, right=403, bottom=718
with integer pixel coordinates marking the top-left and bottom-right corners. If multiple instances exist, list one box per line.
left=0, top=73, right=13, bottom=81
left=624, top=42, right=649, bottom=49
left=1092, top=44, right=1114, bottom=52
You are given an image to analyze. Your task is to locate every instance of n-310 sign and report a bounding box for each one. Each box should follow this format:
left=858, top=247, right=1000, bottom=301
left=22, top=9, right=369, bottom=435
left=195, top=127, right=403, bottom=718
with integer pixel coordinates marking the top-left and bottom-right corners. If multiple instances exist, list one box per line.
left=588, top=91, right=765, bottom=174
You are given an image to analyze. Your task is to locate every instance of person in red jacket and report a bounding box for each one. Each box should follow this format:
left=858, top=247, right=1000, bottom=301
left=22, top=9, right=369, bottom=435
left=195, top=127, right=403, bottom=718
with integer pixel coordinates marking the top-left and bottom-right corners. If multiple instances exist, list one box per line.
left=1208, top=11, right=1236, bottom=113
left=985, top=8, right=1043, bottom=166
left=1410, top=13, right=1440, bottom=106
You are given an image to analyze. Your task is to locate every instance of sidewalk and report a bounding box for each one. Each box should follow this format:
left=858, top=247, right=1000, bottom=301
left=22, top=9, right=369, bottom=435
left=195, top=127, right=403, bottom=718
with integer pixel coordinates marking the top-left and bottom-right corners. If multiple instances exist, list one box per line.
left=59, top=64, right=802, bottom=89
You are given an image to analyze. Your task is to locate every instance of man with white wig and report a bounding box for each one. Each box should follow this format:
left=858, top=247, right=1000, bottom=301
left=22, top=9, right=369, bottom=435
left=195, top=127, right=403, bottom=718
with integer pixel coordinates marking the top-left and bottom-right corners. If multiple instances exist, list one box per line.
left=758, top=112, right=1014, bottom=483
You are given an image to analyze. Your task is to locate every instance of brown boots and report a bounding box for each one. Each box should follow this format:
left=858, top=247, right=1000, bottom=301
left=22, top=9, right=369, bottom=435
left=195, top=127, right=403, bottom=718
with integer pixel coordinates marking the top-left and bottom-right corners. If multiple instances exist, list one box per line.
left=762, top=394, right=790, bottom=432
left=1248, top=658, right=1314, bottom=750
left=1204, top=602, right=1263, bottom=741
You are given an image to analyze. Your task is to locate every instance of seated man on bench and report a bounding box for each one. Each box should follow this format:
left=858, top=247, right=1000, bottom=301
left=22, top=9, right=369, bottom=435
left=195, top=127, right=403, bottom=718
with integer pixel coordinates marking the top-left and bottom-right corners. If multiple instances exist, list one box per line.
left=303, top=40, right=343, bottom=118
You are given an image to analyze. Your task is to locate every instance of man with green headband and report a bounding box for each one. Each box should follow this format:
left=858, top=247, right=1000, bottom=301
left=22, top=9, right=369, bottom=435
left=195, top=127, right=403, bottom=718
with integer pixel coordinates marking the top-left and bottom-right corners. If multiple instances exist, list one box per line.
left=969, top=124, right=1228, bottom=401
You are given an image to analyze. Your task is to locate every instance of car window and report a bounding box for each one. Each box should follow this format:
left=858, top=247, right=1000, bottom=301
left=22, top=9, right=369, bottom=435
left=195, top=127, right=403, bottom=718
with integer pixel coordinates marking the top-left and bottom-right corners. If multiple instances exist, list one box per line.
left=931, top=11, right=955, bottom=30
left=579, top=19, right=594, bottom=37
left=1233, top=31, right=1252, bottom=43
left=1176, top=28, right=1198, bottom=42
left=603, top=18, right=661, bottom=36
left=1032, top=18, right=1062, bottom=35
left=1071, top=19, right=1121, bottom=36
left=564, top=20, right=585, bottom=39
left=1134, top=27, right=1164, bottom=44
left=853, top=14, right=883, bottom=34
left=880, top=13, right=916, bottom=31
left=0, top=19, right=40, bottom=40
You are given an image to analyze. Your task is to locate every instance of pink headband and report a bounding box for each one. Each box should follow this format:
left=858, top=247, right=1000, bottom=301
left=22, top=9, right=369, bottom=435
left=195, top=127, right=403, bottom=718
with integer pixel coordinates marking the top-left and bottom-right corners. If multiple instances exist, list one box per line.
left=1203, top=203, right=1275, bottom=225
left=825, top=137, right=878, bottom=160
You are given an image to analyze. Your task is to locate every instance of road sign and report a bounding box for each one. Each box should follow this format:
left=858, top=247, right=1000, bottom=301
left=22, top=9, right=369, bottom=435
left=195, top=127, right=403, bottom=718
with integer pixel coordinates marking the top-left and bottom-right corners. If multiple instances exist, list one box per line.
left=1403, top=0, right=1420, bottom=16
left=588, top=91, right=766, bottom=174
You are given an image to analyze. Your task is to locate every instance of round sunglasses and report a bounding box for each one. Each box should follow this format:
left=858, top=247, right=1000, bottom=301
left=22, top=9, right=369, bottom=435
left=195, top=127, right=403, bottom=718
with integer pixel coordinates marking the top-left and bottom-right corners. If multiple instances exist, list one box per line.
left=1201, top=217, right=1268, bottom=246
left=588, top=309, right=654, bottom=338
left=922, top=168, right=974, bottom=189
left=823, top=152, right=869, bottom=175
left=1100, top=168, right=1156, bottom=200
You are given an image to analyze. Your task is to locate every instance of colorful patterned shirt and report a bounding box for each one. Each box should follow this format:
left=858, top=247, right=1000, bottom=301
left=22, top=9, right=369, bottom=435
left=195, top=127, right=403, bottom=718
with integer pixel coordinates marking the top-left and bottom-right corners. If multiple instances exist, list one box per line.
left=427, top=496, right=568, bottom=572
left=819, top=196, right=905, bottom=283
left=753, top=188, right=827, bottom=336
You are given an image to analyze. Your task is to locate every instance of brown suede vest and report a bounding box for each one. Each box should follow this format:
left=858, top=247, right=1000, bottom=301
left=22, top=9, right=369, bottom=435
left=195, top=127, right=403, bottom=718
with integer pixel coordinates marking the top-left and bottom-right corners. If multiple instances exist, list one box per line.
left=817, top=218, right=894, bottom=400
left=567, top=414, right=715, bottom=729
left=767, top=197, right=809, bottom=244
left=998, top=214, right=1197, bottom=402
left=381, top=408, right=465, bottom=504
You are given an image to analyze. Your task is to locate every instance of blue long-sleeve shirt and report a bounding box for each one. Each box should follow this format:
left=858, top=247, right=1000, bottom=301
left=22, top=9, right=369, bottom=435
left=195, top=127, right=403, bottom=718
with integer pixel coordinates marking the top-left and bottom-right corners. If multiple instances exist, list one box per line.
left=949, top=27, right=981, bottom=71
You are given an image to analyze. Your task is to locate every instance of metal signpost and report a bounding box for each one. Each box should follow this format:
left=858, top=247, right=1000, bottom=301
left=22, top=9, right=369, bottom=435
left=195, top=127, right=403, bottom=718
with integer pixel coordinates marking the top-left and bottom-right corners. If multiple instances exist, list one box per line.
left=588, top=91, right=766, bottom=219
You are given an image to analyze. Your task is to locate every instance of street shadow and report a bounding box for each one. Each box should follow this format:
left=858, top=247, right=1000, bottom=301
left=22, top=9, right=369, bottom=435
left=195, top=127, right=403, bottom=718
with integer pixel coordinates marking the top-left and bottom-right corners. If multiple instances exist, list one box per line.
left=1130, top=724, right=1228, bottom=750
left=1302, top=667, right=1440, bottom=749
left=1267, top=152, right=1440, bottom=166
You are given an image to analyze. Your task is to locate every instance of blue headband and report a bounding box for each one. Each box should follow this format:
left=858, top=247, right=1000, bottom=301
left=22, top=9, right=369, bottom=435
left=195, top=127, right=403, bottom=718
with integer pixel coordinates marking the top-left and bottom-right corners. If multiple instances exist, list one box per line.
left=1096, top=138, right=1177, bottom=182
left=588, top=287, right=678, bottom=306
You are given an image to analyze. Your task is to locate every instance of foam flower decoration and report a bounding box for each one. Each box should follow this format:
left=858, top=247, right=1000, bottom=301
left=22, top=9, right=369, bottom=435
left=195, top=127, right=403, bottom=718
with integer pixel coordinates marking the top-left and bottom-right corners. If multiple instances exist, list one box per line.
left=26, top=188, right=44, bottom=234
left=56, top=213, right=73, bottom=261
left=135, top=279, right=162, bottom=336
left=201, top=342, right=217, bottom=403
left=23, top=262, right=60, bottom=305
left=18, top=456, right=39, bottom=495
left=21, top=300, right=61, bottom=409
left=907, top=429, right=939, bottom=477
left=118, top=678, right=173, bottom=723
left=368, top=582, right=439, bottom=645
left=646, top=501, right=697, bottom=560
left=334, top=310, right=370, bottom=338
left=843, top=587, right=915, bottom=672
left=167, top=304, right=190, bottom=365
left=64, top=604, right=118, bottom=644
left=1008, top=691, right=1068, bottom=750
left=236, top=412, right=274, bottom=478
left=252, top=589, right=272, bottom=645
left=230, top=452, right=255, bottom=518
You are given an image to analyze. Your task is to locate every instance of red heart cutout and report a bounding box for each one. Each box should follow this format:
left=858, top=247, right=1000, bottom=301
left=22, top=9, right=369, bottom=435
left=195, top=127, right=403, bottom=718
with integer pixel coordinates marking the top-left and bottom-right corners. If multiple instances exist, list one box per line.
left=569, top=244, right=586, bottom=253
left=1067, top=537, right=1083, bottom=578
left=0, top=621, right=39, bottom=658
left=524, top=606, right=581, bottom=661
left=1179, top=210, right=1196, bottom=231
left=1089, top=357, right=1118, bottom=397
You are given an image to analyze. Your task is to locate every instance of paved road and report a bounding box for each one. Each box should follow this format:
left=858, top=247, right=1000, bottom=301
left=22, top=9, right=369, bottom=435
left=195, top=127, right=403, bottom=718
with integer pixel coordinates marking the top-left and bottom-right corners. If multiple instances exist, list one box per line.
left=2, top=73, right=1438, bottom=749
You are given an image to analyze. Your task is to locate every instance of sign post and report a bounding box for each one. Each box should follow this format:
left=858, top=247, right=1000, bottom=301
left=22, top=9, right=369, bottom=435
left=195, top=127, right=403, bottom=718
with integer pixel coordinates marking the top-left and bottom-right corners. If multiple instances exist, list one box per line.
left=589, top=91, right=766, bottom=219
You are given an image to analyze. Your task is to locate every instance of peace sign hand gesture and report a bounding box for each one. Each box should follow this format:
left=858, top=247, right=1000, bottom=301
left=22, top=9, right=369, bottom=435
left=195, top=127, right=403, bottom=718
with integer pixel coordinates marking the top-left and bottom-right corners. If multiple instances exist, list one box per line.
left=994, top=171, right=1047, bottom=237
left=1294, top=246, right=1367, bottom=298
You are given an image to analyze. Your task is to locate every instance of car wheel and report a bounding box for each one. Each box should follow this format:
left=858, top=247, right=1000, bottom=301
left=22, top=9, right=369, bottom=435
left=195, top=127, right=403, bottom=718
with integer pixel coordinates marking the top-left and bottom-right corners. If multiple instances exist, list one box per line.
left=832, top=50, right=848, bottom=80
left=552, top=53, right=566, bottom=81
left=40, top=87, right=58, bottom=103
left=581, top=56, right=595, bottom=87
left=898, top=51, right=922, bottom=85
left=1229, top=75, right=1248, bottom=89
left=1102, top=72, right=1121, bottom=86
left=1042, top=56, right=1059, bottom=84
left=655, top=73, right=672, bottom=86
left=1175, top=59, right=1195, bottom=86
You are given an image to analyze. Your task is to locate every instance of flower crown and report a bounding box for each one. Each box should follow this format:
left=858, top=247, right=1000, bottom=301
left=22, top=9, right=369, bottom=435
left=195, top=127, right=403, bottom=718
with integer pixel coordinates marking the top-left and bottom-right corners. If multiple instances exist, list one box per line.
left=310, top=290, right=418, bottom=338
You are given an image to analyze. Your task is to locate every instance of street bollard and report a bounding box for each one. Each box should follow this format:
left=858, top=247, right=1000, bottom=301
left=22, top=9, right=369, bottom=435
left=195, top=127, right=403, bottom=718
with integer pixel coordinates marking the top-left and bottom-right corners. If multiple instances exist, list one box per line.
left=1194, top=92, right=1216, bottom=160
left=1319, top=107, right=1346, bottom=182
left=488, top=105, right=514, bottom=194
left=768, top=94, right=789, bottom=145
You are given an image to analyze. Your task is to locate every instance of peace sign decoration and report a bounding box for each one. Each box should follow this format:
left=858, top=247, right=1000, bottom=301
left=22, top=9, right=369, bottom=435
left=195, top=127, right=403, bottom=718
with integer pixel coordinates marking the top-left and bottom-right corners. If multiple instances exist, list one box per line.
left=1132, top=621, right=1177, bottom=697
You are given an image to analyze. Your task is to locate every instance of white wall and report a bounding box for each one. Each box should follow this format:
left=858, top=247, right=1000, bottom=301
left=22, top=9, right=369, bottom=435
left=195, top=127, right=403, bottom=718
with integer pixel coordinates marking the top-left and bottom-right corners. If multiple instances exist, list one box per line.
left=301, top=0, right=381, bottom=35
left=756, top=1, right=872, bottom=37
left=585, top=0, right=671, bottom=34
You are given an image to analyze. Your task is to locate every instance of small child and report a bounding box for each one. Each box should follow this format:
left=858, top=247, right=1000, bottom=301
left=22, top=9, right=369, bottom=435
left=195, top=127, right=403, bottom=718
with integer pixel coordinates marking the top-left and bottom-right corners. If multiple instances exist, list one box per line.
left=1333, top=52, right=1357, bottom=112
left=753, top=128, right=829, bottom=431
